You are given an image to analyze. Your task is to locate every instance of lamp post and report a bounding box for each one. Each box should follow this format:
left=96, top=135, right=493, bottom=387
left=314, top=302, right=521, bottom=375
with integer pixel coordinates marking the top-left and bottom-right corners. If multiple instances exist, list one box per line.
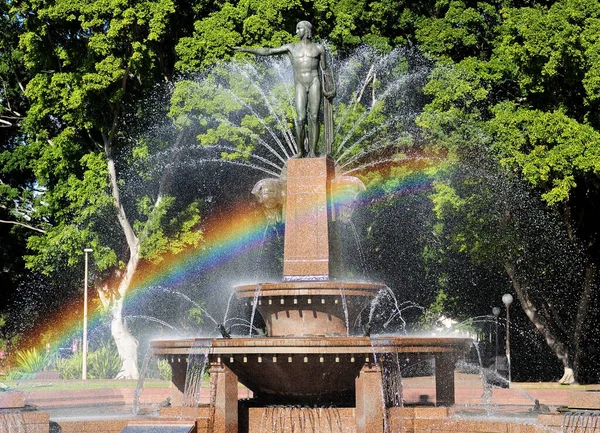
left=82, top=248, right=93, bottom=380
left=502, top=293, right=513, bottom=387
left=492, top=307, right=501, bottom=372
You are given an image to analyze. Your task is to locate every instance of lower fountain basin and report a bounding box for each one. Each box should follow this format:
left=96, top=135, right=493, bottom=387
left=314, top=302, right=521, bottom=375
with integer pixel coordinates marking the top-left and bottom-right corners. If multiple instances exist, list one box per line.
left=152, top=336, right=472, bottom=405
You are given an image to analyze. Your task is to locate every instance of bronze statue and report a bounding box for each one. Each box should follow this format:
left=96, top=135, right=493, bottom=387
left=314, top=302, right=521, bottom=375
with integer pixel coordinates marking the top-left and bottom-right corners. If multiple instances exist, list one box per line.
left=234, top=21, right=335, bottom=158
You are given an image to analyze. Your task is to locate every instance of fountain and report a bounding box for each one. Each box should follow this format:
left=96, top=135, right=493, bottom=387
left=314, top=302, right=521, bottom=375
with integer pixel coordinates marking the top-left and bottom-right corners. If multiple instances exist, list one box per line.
left=152, top=154, right=473, bottom=432
left=151, top=31, right=473, bottom=431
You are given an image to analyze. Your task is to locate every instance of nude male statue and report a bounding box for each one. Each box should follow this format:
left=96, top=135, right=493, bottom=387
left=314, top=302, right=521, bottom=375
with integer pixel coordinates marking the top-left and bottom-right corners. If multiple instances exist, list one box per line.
left=234, top=21, right=334, bottom=158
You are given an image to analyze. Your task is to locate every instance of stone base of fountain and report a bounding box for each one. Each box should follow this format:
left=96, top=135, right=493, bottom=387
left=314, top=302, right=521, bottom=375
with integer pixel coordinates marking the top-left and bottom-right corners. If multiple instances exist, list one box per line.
left=537, top=390, right=600, bottom=432
left=0, top=391, right=25, bottom=409
left=152, top=335, right=472, bottom=433
left=0, top=391, right=50, bottom=433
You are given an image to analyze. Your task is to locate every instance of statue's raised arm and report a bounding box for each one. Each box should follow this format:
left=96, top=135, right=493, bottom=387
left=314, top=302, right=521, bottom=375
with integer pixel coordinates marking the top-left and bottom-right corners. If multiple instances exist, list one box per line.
left=233, top=46, right=291, bottom=56
left=233, top=21, right=332, bottom=158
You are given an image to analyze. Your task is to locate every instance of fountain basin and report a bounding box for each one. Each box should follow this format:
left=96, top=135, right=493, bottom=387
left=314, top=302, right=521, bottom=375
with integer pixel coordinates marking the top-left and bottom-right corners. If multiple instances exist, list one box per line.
left=152, top=335, right=472, bottom=405
left=234, top=281, right=384, bottom=337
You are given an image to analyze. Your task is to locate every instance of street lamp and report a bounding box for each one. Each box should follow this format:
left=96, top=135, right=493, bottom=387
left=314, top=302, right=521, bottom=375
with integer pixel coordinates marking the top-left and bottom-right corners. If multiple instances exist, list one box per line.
left=492, top=307, right=501, bottom=372
left=82, top=248, right=93, bottom=380
left=502, top=293, right=513, bottom=387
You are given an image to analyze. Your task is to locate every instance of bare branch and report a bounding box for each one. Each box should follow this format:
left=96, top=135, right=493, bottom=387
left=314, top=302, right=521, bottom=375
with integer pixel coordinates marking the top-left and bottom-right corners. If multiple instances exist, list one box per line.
left=0, top=218, right=46, bottom=233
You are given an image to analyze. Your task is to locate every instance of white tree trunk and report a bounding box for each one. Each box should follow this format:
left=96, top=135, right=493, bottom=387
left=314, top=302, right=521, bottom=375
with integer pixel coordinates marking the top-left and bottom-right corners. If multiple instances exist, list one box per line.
left=103, top=135, right=141, bottom=379
left=99, top=127, right=185, bottom=379
left=110, top=297, right=139, bottom=379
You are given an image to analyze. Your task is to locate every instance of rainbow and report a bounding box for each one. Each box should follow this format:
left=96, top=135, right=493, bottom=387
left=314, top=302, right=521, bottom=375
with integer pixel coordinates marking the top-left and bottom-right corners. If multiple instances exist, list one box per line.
left=16, top=152, right=443, bottom=359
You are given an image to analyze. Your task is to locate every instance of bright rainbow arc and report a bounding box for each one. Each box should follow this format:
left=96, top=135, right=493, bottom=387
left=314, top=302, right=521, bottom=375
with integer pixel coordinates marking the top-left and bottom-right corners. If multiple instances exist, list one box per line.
left=19, top=156, right=441, bottom=359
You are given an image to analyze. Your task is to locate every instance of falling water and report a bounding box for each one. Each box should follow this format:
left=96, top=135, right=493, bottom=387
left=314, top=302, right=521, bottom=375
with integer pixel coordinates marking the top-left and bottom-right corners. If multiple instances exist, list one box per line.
left=368, top=348, right=391, bottom=433
left=129, top=315, right=183, bottom=336
left=369, top=287, right=424, bottom=333
left=472, top=341, right=494, bottom=416
left=248, top=283, right=263, bottom=337
left=384, top=353, right=404, bottom=408
left=222, top=291, right=237, bottom=327
left=338, top=285, right=350, bottom=336
left=231, top=63, right=297, bottom=156
left=182, top=343, right=210, bottom=407
left=257, top=406, right=345, bottom=433
left=132, top=348, right=155, bottom=415
left=347, top=220, right=369, bottom=277
left=253, top=226, right=271, bottom=280
left=562, top=412, right=600, bottom=433
left=163, top=289, right=221, bottom=327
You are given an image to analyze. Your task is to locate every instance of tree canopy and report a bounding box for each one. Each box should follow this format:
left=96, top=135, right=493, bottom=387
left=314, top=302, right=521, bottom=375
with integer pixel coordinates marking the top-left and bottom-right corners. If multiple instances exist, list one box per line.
left=1, top=0, right=599, bottom=382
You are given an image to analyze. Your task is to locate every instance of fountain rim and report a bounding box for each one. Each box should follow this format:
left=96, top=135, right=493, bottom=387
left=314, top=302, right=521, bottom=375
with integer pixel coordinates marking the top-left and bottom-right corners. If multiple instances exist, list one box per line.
left=233, top=281, right=386, bottom=299
left=151, top=336, right=473, bottom=356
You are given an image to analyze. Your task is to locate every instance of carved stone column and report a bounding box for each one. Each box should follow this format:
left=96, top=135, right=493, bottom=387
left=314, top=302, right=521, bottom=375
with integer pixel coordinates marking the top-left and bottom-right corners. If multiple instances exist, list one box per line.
left=355, top=362, right=384, bottom=433
left=209, top=360, right=239, bottom=433
left=435, top=355, right=456, bottom=407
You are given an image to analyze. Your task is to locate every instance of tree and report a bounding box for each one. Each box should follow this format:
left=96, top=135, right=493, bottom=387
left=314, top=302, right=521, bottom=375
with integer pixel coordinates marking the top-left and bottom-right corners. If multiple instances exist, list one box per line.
left=10, top=0, right=201, bottom=379
left=416, top=0, right=600, bottom=382
left=0, top=0, right=40, bottom=308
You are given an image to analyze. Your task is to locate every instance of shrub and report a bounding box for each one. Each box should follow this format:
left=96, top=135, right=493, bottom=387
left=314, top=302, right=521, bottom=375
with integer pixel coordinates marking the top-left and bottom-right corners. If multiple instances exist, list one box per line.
left=157, top=359, right=172, bottom=381
left=55, top=351, right=83, bottom=379
left=15, top=348, right=53, bottom=373
left=88, top=342, right=121, bottom=379
left=55, top=343, right=121, bottom=379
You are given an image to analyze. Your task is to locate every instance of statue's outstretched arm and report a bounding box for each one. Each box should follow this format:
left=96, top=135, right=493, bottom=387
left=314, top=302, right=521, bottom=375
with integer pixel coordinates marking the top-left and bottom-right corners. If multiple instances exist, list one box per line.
left=233, top=45, right=290, bottom=56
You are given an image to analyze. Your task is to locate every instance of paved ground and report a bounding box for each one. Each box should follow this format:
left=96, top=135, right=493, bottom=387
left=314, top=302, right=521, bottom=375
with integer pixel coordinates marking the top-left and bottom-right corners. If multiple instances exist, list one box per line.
left=16, top=373, right=599, bottom=422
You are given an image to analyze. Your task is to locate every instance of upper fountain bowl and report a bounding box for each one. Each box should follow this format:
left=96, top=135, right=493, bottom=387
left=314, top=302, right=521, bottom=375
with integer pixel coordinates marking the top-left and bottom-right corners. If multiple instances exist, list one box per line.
left=234, top=281, right=384, bottom=337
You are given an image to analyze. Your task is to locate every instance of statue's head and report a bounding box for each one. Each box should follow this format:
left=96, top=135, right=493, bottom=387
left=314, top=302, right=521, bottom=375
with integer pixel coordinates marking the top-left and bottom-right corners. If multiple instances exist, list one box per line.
left=297, top=21, right=313, bottom=39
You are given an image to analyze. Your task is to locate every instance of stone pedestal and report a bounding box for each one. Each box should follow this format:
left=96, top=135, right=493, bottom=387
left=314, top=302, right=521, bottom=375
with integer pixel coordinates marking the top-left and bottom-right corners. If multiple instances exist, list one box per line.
left=355, top=363, right=384, bottom=433
left=209, top=361, right=238, bottom=433
left=168, top=358, right=187, bottom=406
left=0, top=390, right=24, bottom=409
left=283, top=157, right=336, bottom=280
left=434, top=355, right=456, bottom=407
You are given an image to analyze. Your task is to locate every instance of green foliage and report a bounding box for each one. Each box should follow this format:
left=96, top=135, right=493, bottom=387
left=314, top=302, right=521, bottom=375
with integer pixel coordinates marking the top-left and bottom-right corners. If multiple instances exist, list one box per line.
left=55, top=351, right=84, bottom=380
left=13, top=348, right=53, bottom=375
left=418, top=0, right=600, bottom=207
left=417, top=288, right=454, bottom=329
left=136, top=197, right=203, bottom=262
left=55, top=342, right=121, bottom=379
left=87, top=342, right=122, bottom=379
left=187, top=301, right=208, bottom=326
left=489, top=103, right=600, bottom=205
left=156, top=359, right=172, bottom=381
left=5, top=0, right=205, bottom=293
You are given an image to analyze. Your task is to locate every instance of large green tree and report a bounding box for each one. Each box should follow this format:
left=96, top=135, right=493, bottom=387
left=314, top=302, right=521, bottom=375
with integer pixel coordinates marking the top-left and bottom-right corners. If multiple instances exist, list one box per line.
left=2, top=0, right=599, bottom=383
left=416, top=0, right=600, bottom=382
left=6, top=0, right=203, bottom=378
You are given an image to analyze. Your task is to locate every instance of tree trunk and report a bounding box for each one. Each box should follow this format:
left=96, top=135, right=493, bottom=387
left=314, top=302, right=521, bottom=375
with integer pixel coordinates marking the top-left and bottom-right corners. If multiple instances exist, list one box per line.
left=99, top=127, right=186, bottom=379
left=111, top=296, right=139, bottom=379
left=572, top=260, right=597, bottom=381
left=102, top=136, right=141, bottom=379
left=503, top=261, right=574, bottom=384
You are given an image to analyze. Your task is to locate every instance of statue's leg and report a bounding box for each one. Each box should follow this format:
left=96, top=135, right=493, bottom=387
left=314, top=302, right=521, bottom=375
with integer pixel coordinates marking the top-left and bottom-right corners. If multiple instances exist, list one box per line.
left=307, top=79, right=321, bottom=157
left=295, top=85, right=308, bottom=157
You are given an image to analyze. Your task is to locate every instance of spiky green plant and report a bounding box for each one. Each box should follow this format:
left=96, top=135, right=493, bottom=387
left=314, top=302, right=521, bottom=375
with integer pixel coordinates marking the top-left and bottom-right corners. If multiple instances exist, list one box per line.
left=14, top=348, right=52, bottom=373
left=55, top=351, right=83, bottom=379
left=88, top=342, right=121, bottom=379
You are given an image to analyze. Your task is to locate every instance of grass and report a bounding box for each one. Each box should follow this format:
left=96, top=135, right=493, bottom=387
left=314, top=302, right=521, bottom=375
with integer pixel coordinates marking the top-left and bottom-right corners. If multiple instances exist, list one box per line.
left=1, top=378, right=174, bottom=392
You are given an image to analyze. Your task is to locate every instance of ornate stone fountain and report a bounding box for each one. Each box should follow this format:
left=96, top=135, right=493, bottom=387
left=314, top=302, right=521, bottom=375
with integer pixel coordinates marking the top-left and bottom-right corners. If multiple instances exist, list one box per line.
left=152, top=24, right=471, bottom=432
left=151, top=156, right=472, bottom=433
